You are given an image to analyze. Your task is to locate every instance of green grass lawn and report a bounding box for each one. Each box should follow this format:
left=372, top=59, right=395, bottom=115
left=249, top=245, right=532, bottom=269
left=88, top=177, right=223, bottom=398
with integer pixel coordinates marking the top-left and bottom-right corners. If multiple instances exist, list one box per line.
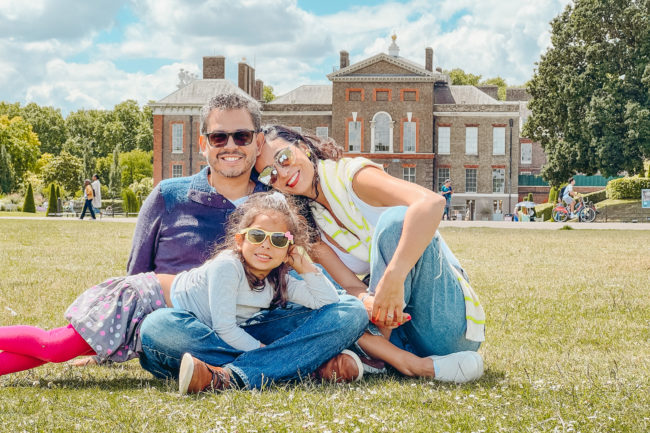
left=1, top=220, right=649, bottom=432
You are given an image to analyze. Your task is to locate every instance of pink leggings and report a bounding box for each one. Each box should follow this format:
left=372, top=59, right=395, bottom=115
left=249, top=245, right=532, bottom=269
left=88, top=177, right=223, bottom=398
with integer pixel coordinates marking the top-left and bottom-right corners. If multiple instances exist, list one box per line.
left=0, top=324, right=96, bottom=375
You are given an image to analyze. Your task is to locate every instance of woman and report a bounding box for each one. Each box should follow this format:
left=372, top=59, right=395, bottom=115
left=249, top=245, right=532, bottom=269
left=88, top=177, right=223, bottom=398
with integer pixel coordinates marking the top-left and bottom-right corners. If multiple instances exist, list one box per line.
left=254, top=125, right=486, bottom=383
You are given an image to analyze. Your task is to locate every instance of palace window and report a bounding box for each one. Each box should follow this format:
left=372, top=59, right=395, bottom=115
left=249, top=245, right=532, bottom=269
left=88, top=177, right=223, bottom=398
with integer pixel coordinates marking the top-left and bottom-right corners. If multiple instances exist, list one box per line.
left=172, top=164, right=183, bottom=178
left=172, top=123, right=183, bottom=153
left=437, top=167, right=450, bottom=192
left=348, top=121, right=361, bottom=152
left=403, top=121, right=416, bottom=153
left=493, top=127, right=505, bottom=155
left=403, top=167, right=416, bottom=183
left=521, top=142, right=532, bottom=164
left=492, top=168, right=505, bottom=193
left=371, top=112, right=393, bottom=152
left=316, top=127, right=329, bottom=140
left=465, top=127, right=478, bottom=155
left=465, top=168, right=477, bottom=192
left=438, top=127, right=450, bottom=154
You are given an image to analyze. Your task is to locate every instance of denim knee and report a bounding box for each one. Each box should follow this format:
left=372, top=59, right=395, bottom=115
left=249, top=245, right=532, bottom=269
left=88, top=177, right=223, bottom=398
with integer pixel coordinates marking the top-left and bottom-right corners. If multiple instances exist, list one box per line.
left=333, top=295, right=368, bottom=337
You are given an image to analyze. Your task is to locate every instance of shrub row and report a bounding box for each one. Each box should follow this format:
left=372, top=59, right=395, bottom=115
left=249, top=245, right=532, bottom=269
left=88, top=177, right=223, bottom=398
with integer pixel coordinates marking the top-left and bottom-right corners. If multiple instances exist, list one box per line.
left=606, top=176, right=650, bottom=199
left=582, top=189, right=607, bottom=203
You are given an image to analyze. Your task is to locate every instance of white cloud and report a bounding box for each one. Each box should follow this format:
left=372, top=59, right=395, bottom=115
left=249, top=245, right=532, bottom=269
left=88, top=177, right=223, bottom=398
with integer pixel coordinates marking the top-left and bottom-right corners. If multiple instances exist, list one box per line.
left=0, top=0, right=571, bottom=115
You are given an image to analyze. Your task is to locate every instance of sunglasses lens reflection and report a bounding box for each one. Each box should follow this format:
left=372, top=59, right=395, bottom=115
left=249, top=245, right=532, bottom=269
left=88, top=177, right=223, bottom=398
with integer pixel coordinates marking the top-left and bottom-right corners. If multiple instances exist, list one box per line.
left=245, top=229, right=290, bottom=248
left=207, top=130, right=254, bottom=147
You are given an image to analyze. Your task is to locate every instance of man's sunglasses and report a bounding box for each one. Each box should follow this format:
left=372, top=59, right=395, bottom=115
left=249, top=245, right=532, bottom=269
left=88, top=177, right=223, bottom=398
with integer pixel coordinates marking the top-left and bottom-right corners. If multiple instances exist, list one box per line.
left=239, top=228, right=294, bottom=248
left=257, top=147, right=295, bottom=186
left=205, top=130, right=257, bottom=148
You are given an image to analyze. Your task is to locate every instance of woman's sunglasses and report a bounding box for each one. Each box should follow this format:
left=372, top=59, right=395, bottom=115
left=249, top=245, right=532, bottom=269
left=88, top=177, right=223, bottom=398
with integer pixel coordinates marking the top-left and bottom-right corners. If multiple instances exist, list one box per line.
left=257, top=147, right=295, bottom=186
left=239, top=228, right=294, bottom=248
left=205, top=130, right=257, bottom=148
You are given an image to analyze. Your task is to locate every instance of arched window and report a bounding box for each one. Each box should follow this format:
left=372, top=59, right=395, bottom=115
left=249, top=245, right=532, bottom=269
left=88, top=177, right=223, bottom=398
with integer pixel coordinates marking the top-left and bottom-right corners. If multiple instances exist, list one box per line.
left=371, top=112, right=393, bottom=152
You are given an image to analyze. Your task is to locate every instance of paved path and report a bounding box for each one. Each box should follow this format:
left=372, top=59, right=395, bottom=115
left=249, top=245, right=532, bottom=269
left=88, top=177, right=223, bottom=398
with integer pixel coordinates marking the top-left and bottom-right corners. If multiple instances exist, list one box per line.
left=2, top=216, right=649, bottom=230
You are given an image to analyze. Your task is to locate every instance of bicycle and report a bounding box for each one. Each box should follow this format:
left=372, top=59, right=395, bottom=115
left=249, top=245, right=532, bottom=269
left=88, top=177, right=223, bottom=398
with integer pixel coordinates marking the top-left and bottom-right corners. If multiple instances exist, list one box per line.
left=552, top=195, right=597, bottom=222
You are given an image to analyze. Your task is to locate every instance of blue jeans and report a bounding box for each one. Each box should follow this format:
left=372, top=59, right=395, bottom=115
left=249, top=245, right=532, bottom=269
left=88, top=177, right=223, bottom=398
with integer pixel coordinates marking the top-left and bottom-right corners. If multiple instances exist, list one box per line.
left=368, top=206, right=481, bottom=357
left=138, top=295, right=367, bottom=389
left=80, top=199, right=96, bottom=219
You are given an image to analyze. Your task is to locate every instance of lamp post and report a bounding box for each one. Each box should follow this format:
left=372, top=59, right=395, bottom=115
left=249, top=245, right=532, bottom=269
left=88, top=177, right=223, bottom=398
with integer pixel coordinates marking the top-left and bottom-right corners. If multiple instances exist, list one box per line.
left=508, top=118, right=513, bottom=214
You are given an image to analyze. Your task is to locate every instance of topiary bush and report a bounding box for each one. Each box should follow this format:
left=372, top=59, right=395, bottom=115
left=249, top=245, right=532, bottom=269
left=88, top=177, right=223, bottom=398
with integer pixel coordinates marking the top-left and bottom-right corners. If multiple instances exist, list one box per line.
left=535, top=203, right=555, bottom=221
left=548, top=186, right=558, bottom=205
left=526, top=192, right=533, bottom=202
left=22, top=183, right=36, bottom=213
left=46, top=184, right=57, bottom=216
left=606, top=176, right=650, bottom=199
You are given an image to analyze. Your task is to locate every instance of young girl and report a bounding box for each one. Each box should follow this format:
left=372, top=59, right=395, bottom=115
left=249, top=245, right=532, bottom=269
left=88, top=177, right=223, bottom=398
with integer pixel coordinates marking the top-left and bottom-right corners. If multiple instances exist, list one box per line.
left=0, top=192, right=340, bottom=376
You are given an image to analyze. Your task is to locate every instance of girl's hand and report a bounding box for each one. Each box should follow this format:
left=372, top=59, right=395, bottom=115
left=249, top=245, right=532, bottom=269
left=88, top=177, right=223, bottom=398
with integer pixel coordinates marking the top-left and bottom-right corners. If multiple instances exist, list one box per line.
left=287, top=246, right=317, bottom=274
left=371, top=272, right=408, bottom=327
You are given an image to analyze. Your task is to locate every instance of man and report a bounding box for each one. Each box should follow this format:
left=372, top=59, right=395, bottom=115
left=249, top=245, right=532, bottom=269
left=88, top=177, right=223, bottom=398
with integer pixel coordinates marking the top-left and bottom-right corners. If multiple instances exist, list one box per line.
left=132, top=93, right=367, bottom=390
left=91, top=174, right=102, bottom=217
left=441, top=179, right=453, bottom=221
left=562, top=177, right=577, bottom=218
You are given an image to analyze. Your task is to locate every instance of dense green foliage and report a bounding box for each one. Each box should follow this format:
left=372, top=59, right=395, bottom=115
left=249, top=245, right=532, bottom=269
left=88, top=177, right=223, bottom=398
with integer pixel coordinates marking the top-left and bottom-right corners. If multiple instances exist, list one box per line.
left=108, top=146, right=122, bottom=199
left=548, top=186, right=559, bottom=204
left=41, top=151, right=84, bottom=194
left=525, top=0, right=650, bottom=185
left=582, top=189, right=607, bottom=203
left=0, top=100, right=153, bottom=194
left=0, top=144, right=14, bottom=194
left=606, top=175, right=650, bottom=199
left=121, top=188, right=139, bottom=215
left=22, top=183, right=35, bottom=213
left=534, top=202, right=555, bottom=221
left=0, top=115, right=41, bottom=184
left=263, top=85, right=276, bottom=102
left=119, top=149, right=153, bottom=186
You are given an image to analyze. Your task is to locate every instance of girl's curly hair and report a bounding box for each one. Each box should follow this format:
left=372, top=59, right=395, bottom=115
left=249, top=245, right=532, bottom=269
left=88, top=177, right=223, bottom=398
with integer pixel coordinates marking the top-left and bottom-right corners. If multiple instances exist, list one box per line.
left=211, top=192, right=314, bottom=307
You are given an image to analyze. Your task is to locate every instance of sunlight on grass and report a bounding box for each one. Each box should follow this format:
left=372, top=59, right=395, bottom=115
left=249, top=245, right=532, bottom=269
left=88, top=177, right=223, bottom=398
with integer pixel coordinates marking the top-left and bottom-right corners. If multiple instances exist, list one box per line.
left=1, top=220, right=649, bottom=432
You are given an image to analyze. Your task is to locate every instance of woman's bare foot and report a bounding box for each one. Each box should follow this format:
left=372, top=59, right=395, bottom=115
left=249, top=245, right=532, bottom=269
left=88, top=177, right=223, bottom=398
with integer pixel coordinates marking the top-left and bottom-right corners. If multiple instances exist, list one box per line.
left=68, top=356, right=97, bottom=367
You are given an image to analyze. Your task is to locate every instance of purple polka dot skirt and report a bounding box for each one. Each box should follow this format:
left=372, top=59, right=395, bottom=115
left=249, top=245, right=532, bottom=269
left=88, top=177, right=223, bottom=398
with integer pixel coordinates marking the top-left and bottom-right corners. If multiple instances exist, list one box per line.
left=64, top=272, right=167, bottom=363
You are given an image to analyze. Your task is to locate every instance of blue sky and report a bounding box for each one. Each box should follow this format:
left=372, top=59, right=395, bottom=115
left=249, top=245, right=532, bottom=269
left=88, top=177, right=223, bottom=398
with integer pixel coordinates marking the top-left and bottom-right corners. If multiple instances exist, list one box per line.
left=0, top=0, right=570, bottom=116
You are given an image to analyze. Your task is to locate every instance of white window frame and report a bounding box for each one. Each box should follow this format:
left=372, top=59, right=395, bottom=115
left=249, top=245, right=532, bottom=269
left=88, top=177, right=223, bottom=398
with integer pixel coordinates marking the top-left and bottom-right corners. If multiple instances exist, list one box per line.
left=492, top=168, right=505, bottom=193
left=521, top=142, right=532, bottom=164
left=371, top=111, right=394, bottom=153
left=438, top=126, right=450, bottom=155
left=403, top=121, right=416, bottom=153
left=465, top=127, right=478, bottom=155
left=172, top=123, right=183, bottom=153
left=315, top=127, right=329, bottom=140
left=403, top=167, right=416, bottom=183
left=465, top=168, right=477, bottom=193
left=437, top=167, right=450, bottom=192
left=172, top=164, right=183, bottom=178
left=348, top=121, right=361, bottom=152
left=492, top=127, right=505, bottom=155
left=291, top=127, right=302, bottom=134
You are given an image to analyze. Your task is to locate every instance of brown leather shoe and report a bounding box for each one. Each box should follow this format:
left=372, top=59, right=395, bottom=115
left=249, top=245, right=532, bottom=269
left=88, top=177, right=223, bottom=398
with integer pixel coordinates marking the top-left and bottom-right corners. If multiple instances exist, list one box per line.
left=314, top=349, right=363, bottom=383
left=178, top=353, right=231, bottom=394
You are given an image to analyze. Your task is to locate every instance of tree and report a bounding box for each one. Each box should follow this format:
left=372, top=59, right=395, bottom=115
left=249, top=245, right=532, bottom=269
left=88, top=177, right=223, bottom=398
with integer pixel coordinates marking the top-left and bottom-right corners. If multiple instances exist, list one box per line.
left=481, top=77, right=508, bottom=101
left=0, top=115, right=41, bottom=185
left=0, top=102, right=22, bottom=120
left=41, top=151, right=84, bottom=193
left=524, top=0, right=650, bottom=185
left=120, top=149, right=153, bottom=186
left=109, top=146, right=122, bottom=199
left=23, top=183, right=36, bottom=213
left=446, top=68, right=482, bottom=86
left=46, top=184, right=57, bottom=216
left=0, top=144, right=15, bottom=194
left=21, top=103, right=68, bottom=155
left=263, top=85, right=276, bottom=103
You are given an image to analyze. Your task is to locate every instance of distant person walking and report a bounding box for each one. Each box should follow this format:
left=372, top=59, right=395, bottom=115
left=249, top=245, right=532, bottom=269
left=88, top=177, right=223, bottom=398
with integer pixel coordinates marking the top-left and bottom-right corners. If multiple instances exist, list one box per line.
left=91, top=174, right=102, bottom=216
left=79, top=179, right=96, bottom=220
left=441, top=179, right=453, bottom=221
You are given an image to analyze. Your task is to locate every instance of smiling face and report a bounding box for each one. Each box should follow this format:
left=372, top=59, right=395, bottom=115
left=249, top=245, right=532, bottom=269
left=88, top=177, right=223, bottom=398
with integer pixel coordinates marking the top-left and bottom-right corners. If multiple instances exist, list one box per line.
left=200, top=108, right=262, bottom=180
left=255, top=138, right=316, bottom=197
left=236, top=212, right=291, bottom=279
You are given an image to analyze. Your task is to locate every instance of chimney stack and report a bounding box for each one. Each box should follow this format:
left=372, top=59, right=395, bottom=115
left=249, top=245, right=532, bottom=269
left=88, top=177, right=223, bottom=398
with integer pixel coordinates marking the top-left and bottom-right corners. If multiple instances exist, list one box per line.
left=340, top=50, right=349, bottom=69
left=238, top=58, right=255, bottom=96
left=203, top=56, right=225, bottom=79
left=255, top=79, right=264, bottom=101
left=425, top=47, right=433, bottom=72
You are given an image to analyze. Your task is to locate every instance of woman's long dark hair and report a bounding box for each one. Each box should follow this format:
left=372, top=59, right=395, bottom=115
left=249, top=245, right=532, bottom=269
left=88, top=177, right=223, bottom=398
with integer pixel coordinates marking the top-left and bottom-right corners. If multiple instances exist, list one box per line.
left=211, top=192, right=314, bottom=307
left=260, top=125, right=344, bottom=242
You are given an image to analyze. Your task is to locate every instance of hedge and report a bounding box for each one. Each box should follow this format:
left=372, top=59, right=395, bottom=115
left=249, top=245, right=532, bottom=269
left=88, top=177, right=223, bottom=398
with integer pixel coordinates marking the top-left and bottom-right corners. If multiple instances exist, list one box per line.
left=535, top=202, right=555, bottom=221
left=582, top=189, right=607, bottom=204
left=606, top=176, right=650, bottom=200
left=22, top=183, right=36, bottom=213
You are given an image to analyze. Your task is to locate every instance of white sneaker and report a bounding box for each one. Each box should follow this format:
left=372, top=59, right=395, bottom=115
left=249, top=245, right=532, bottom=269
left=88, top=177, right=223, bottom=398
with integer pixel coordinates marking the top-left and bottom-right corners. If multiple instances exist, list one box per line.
left=429, top=351, right=484, bottom=383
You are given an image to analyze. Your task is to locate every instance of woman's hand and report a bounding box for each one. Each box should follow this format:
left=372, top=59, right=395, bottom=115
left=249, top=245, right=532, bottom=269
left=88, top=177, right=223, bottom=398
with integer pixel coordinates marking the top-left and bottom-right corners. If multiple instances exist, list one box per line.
left=371, top=272, right=409, bottom=327
left=286, top=246, right=317, bottom=275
